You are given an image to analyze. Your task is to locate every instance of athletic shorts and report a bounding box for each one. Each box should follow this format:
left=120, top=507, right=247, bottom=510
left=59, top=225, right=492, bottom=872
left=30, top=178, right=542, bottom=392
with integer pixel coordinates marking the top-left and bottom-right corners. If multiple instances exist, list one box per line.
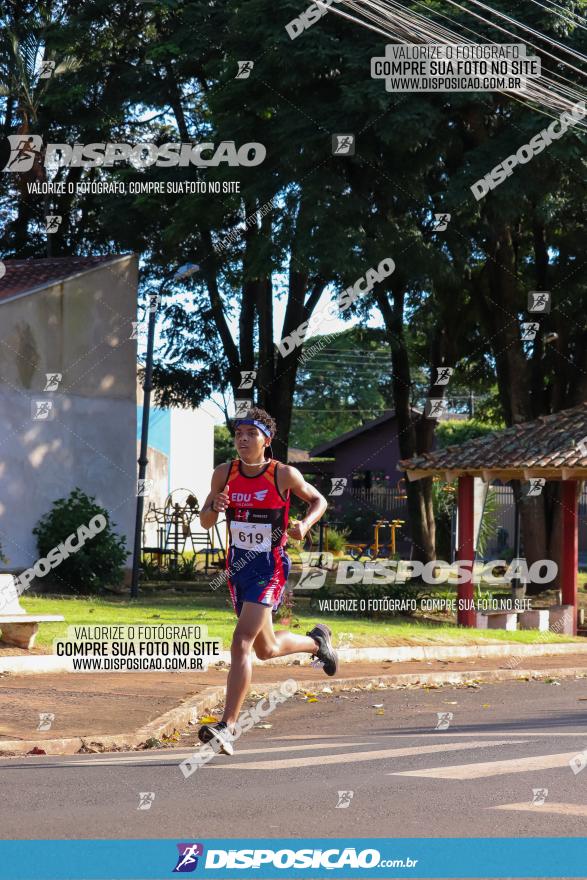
left=226, top=546, right=291, bottom=617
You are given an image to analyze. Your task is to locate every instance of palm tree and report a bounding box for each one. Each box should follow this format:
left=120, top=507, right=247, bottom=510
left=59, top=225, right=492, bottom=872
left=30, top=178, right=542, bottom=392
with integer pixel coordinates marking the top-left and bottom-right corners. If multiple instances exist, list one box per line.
left=0, top=18, right=79, bottom=254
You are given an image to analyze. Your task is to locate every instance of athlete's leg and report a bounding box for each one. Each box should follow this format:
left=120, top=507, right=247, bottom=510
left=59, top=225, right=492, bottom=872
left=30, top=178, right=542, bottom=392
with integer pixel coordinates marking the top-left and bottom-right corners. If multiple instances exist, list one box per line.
left=252, top=551, right=317, bottom=658
left=222, top=601, right=270, bottom=727
left=253, top=613, right=319, bottom=660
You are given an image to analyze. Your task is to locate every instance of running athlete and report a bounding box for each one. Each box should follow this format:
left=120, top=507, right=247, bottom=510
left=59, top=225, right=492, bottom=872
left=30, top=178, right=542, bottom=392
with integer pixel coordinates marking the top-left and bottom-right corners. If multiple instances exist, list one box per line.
left=198, top=407, right=337, bottom=754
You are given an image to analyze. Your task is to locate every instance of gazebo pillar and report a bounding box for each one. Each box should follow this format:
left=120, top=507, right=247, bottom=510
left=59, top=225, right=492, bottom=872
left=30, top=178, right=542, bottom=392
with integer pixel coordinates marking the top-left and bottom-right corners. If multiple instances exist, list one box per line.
left=456, top=475, right=476, bottom=627
left=560, top=480, right=578, bottom=635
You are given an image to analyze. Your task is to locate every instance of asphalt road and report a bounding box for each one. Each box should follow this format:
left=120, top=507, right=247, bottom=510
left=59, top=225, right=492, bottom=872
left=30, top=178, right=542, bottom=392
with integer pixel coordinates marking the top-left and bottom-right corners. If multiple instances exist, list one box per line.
left=1, top=677, right=587, bottom=840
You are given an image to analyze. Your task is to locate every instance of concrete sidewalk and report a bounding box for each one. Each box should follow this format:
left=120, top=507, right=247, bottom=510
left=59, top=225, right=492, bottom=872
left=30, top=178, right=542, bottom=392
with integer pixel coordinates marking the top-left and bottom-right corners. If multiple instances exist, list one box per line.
left=2, top=652, right=587, bottom=756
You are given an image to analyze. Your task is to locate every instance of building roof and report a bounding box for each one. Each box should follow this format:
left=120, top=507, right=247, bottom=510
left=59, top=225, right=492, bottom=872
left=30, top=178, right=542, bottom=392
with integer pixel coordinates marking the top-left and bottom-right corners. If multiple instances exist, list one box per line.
left=310, top=408, right=465, bottom=456
left=311, top=411, right=400, bottom=456
left=399, top=401, right=587, bottom=481
left=0, top=255, right=127, bottom=304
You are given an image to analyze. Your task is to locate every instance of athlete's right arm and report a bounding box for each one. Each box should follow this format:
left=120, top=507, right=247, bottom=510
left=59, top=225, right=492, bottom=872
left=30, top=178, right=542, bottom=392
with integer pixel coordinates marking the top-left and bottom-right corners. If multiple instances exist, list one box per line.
left=199, top=463, right=231, bottom=530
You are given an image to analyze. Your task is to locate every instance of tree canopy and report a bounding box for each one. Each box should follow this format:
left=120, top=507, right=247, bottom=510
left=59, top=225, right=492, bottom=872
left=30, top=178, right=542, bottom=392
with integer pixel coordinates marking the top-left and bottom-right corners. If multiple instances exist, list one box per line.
left=1, top=0, right=585, bottom=564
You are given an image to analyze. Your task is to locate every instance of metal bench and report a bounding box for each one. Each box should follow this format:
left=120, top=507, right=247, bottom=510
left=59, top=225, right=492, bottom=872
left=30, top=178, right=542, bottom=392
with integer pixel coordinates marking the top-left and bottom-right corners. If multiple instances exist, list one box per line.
left=0, top=574, right=64, bottom=649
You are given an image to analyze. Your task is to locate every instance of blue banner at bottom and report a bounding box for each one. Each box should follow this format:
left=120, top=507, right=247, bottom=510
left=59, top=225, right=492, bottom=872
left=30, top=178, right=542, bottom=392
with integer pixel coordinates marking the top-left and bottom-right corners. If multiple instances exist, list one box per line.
left=0, top=838, right=586, bottom=879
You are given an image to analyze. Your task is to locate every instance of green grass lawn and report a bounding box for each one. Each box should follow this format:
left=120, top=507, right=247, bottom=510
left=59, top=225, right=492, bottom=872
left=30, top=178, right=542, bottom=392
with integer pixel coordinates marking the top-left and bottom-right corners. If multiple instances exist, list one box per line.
left=18, top=593, right=583, bottom=650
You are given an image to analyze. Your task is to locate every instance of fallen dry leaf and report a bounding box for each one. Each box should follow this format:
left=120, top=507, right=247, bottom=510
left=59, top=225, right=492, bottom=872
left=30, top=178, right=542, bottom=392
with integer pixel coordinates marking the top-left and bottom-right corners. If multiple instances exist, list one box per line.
left=199, top=715, right=218, bottom=724
left=161, top=729, right=181, bottom=743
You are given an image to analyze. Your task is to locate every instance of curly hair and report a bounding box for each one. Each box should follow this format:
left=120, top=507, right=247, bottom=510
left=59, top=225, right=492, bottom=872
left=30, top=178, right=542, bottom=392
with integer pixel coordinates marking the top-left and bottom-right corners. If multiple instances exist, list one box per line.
left=233, top=406, right=277, bottom=439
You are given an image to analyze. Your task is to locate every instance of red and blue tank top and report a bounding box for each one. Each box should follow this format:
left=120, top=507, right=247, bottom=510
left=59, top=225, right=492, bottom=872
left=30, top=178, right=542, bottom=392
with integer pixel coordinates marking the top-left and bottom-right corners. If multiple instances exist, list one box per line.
left=223, top=459, right=290, bottom=552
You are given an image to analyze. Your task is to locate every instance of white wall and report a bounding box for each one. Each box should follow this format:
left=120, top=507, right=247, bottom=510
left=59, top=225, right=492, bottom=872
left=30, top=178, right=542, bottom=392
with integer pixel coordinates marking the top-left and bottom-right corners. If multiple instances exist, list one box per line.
left=0, top=391, right=137, bottom=570
left=0, top=256, right=137, bottom=574
left=169, top=406, right=215, bottom=510
left=141, top=444, right=170, bottom=549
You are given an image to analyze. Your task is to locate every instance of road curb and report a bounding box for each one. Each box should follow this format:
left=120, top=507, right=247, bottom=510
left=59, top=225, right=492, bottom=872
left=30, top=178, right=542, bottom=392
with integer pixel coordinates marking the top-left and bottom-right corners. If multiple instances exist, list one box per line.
left=0, top=683, right=228, bottom=758
left=1, top=665, right=586, bottom=757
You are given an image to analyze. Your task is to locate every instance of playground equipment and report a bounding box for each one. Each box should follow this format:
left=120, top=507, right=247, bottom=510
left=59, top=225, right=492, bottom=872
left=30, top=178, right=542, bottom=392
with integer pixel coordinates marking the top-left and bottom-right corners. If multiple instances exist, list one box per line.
left=142, top=488, right=225, bottom=573
left=345, top=518, right=405, bottom=560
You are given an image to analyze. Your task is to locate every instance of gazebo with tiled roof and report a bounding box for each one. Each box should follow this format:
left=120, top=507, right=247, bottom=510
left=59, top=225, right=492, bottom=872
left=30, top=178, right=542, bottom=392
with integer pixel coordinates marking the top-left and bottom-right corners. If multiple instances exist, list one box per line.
left=398, top=402, right=587, bottom=633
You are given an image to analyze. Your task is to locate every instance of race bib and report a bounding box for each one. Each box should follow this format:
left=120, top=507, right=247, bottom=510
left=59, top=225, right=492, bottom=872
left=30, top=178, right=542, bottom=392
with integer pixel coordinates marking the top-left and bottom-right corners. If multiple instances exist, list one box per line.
left=230, top=521, right=272, bottom=552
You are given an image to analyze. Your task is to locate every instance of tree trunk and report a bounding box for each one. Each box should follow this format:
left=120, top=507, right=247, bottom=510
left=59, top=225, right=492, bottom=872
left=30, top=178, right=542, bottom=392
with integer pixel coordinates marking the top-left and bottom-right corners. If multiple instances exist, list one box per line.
left=482, top=224, right=530, bottom=425
left=256, top=276, right=275, bottom=409
left=477, top=222, right=567, bottom=586
left=263, top=188, right=326, bottom=460
left=268, top=269, right=308, bottom=461
left=374, top=285, right=435, bottom=563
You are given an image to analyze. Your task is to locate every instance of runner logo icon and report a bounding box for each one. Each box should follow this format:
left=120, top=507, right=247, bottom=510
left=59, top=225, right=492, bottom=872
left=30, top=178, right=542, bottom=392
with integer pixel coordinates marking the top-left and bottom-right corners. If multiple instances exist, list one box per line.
left=173, top=843, right=204, bottom=872
left=5, top=135, right=43, bottom=172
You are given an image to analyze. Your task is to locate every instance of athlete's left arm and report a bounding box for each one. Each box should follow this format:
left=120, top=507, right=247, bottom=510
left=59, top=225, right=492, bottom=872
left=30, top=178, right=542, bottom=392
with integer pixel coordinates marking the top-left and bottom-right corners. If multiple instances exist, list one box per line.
left=278, top=465, right=328, bottom=541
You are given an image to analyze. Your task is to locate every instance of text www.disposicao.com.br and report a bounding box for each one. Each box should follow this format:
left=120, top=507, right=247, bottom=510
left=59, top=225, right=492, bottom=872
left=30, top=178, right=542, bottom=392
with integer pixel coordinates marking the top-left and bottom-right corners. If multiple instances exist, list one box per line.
left=72, top=657, right=204, bottom=671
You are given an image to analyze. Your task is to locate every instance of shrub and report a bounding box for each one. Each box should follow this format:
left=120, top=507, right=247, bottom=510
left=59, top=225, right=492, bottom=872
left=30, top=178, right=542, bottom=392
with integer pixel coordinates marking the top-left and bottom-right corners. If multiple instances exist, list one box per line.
left=140, top=557, right=162, bottom=581
left=435, top=419, right=503, bottom=448
left=32, top=488, right=129, bottom=593
left=325, top=525, right=350, bottom=555
left=168, top=555, right=200, bottom=580
left=139, top=553, right=202, bottom=581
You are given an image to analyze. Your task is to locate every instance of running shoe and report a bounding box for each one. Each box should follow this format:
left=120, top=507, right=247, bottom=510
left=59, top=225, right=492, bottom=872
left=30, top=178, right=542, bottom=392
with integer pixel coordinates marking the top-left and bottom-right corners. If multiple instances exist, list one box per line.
left=197, top=721, right=234, bottom=755
left=307, top=623, right=339, bottom=676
